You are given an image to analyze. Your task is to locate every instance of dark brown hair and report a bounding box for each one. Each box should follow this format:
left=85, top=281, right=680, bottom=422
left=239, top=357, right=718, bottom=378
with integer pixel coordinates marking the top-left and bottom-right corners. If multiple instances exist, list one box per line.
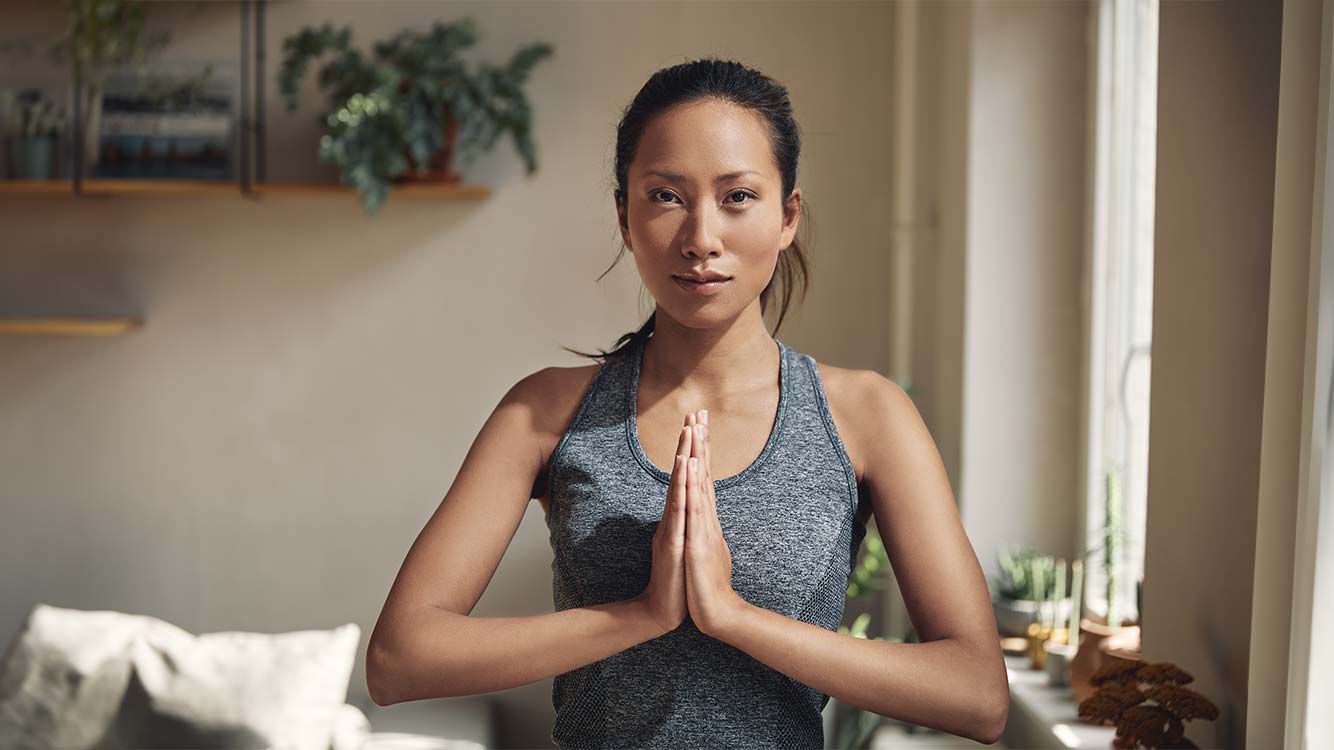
left=563, top=57, right=812, bottom=363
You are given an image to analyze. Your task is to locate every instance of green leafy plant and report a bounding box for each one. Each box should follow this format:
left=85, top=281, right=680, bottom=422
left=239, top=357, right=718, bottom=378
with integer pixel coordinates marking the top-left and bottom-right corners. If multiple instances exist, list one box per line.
left=10, top=93, right=68, bottom=138
left=0, top=0, right=170, bottom=166
left=992, top=544, right=1062, bottom=601
left=278, top=17, right=553, bottom=216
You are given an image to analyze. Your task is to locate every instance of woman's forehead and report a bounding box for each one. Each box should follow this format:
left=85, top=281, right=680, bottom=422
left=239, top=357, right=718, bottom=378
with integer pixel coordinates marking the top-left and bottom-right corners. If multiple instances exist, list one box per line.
left=633, top=100, right=775, bottom=182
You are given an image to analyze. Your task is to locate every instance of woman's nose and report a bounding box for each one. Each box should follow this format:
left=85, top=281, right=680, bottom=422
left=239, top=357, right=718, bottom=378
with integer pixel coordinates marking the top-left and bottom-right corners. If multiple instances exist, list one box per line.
left=681, top=205, right=725, bottom=258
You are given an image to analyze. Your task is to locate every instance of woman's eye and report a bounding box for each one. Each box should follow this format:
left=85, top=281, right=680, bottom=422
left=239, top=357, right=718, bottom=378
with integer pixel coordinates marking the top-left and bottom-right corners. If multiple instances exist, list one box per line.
left=651, top=190, right=753, bottom=205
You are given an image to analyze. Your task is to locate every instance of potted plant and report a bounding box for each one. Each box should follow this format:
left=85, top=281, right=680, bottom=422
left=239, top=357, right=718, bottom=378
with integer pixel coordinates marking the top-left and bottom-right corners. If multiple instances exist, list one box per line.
left=990, top=545, right=1073, bottom=638
left=1078, top=659, right=1218, bottom=748
left=47, top=0, right=169, bottom=170
left=4, top=90, right=68, bottom=179
left=278, top=17, right=553, bottom=216
left=0, top=0, right=171, bottom=171
left=1070, top=464, right=1142, bottom=700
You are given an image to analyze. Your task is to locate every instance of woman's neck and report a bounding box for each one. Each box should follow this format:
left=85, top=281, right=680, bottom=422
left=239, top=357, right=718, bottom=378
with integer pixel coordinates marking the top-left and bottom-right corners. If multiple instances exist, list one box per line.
left=640, top=311, right=778, bottom=398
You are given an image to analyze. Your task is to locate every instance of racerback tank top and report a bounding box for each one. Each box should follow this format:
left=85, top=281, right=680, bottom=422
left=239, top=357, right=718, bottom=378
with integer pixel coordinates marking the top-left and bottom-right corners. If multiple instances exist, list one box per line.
left=543, top=332, right=868, bottom=749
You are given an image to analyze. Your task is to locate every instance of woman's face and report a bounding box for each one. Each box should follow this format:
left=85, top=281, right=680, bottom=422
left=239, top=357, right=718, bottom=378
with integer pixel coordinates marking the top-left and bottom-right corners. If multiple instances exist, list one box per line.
left=617, top=98, right=801, bottom=327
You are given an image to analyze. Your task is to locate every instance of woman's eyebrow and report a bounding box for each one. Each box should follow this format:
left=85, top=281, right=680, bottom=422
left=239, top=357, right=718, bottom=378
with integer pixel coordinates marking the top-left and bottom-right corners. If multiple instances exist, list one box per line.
left=643, top=169, right=760, bottom=183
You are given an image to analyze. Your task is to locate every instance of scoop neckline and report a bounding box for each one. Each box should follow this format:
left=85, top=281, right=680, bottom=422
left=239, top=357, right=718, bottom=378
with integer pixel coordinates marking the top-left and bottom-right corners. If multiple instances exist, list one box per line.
left=626, top=333, right=789, bottom=489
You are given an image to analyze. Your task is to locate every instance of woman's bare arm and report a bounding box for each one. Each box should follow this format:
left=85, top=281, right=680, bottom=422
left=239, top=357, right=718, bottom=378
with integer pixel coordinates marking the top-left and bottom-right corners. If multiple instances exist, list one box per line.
left=695, top=370, right=1009, bottom=744
left=365, top=367, right=666, bottom=705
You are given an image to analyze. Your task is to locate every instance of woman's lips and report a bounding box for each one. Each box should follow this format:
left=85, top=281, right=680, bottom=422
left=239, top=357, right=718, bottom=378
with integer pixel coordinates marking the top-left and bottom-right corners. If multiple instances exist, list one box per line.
left=673, top=275, right=731, bottom=296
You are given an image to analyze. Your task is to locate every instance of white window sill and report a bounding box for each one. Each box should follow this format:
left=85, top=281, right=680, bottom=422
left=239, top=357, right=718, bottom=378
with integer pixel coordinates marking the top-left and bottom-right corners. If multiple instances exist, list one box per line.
left=1002, top=653, right=1117, bottom=749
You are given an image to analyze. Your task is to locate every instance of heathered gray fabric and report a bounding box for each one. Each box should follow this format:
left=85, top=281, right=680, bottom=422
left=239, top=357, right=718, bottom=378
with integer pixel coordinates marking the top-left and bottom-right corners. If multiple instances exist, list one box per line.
left=543, top=333, right=868, bottom=749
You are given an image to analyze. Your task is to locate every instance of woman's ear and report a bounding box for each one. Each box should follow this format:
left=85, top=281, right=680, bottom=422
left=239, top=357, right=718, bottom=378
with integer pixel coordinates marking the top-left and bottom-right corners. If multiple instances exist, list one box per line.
left=615, top=190, right=633, bottom=251
left=779, top=187, right=802, bottom=251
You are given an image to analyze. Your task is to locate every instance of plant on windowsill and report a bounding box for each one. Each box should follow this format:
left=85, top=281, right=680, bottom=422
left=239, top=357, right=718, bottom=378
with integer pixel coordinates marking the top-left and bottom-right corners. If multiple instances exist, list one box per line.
left=1078, top=659, right=1219, bottom=749
left=990, top=545, right=1074, bottom=640
left=277, top=17, right=553, bottom=216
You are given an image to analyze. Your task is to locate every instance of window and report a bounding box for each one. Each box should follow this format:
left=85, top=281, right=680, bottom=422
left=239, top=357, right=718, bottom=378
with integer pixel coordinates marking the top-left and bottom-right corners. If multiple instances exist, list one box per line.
left=1082, top=0, right=1159, bottom=626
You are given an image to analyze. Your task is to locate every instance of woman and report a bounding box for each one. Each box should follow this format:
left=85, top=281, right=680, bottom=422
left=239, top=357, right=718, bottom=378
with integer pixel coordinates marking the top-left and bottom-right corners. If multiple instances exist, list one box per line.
left=367, top=58, right=1008, bottom=749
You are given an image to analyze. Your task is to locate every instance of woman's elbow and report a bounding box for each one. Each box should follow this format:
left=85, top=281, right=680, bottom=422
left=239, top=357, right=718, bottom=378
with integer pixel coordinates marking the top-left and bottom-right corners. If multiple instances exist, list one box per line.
left=365, top=639, right=403, bottom=707
left=976, top=691, right=1009, bottom=745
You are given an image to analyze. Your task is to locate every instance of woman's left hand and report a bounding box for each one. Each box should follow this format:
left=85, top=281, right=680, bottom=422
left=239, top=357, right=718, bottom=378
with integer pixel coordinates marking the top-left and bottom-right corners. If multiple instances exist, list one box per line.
left=684, top=410, right=746, bottom=637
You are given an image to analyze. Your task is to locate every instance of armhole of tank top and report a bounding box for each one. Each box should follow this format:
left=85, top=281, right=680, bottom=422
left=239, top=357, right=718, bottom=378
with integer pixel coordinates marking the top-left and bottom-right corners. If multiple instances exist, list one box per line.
left=544, top=360, right=609, bottom=500
left=803, top=355, right=860, bottom=516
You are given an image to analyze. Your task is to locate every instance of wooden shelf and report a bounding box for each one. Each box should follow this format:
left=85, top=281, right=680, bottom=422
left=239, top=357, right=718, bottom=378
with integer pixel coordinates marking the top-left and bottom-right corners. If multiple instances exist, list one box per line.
left=0, top=179, right=491, bottom=199
left=0, top=316, right=144, bottom=336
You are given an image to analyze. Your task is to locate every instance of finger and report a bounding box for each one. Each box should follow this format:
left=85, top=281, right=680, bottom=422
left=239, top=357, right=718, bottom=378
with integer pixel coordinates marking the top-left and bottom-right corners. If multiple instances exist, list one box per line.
left=692, top=422, right=713, bottom=518
left=704, top=422, right=719, bottom=521
left=687, top=456, right=701, bottom=532
left=680, top=418, right=693, bottom=469
left=671, top=424, right=689, bottom=495
left=671, top=452, right=687, bottom=543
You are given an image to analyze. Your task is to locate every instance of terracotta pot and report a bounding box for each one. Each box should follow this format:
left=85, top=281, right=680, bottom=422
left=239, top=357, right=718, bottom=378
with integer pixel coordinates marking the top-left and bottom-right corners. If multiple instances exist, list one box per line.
left=392, top=79, right=461, bottom=184
left=395, top=109, right=460, bottom=184
left=1070, top=617, right=1143, bottom=720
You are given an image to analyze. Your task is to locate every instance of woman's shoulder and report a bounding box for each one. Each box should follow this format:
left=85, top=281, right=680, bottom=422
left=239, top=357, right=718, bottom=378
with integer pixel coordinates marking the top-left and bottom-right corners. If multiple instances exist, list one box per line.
left=805, top=356, right=906, bottom=488
left=523, top=359, right=608, bottom=503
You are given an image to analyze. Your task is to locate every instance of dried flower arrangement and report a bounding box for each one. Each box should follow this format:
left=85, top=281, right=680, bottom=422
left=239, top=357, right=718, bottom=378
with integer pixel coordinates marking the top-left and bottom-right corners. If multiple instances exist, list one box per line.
left=1078, top=659, right=1219, bottom=749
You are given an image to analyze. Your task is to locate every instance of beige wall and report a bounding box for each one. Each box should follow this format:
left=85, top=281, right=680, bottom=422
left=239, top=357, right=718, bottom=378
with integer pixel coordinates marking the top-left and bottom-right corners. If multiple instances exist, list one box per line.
left=912, top=0, right=1090, bottom=586
left=1250, top=0, right=1330, bottom=745
left=0, top=2, right=897, bottom=747
left=1146, top=0, right=1285, bottom=747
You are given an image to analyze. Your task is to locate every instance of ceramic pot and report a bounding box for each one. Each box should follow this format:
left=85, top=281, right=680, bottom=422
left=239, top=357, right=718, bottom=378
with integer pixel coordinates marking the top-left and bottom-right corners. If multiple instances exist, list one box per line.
left=992, top=593, right=1072, bottom=637
left=1044, top=640, right=1077, bottom=686
left=11, top=136, right=56, bottom=179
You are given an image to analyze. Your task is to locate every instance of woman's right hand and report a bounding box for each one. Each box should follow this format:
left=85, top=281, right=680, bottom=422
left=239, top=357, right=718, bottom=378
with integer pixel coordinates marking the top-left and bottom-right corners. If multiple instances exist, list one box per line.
left=636, top=413, right=695, bottom=635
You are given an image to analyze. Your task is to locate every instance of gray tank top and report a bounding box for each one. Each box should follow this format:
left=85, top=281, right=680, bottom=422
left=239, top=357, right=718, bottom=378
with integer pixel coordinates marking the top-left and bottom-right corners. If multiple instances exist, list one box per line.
left=543, top=332, right=868, bottom=749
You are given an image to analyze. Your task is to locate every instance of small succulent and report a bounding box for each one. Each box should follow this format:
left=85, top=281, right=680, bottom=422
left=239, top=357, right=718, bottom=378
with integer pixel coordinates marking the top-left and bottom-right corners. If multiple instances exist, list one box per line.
left=993, top=544, right=1062, bottom=601
left=1, top=91, right=68, bottom=138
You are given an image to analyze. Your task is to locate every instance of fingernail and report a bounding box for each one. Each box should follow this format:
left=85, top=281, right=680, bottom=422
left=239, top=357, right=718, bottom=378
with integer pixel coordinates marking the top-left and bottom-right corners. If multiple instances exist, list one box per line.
left=701, top=409, right=708, bottom=424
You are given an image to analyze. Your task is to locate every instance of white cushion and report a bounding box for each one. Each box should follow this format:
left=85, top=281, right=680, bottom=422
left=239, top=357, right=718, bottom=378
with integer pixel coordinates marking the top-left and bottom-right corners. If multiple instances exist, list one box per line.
left=0, top=604, right=160, bottom=750
left=103, top=620, right=360, bottom=750
left=0, top=603, right=361, bottom=750
left=330, top=702, right=372, bottom=750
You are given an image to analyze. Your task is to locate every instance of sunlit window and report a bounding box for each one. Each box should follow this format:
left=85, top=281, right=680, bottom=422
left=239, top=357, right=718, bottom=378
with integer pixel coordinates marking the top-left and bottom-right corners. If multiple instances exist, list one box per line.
left=1083, top=0, right=1158, bottom=626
